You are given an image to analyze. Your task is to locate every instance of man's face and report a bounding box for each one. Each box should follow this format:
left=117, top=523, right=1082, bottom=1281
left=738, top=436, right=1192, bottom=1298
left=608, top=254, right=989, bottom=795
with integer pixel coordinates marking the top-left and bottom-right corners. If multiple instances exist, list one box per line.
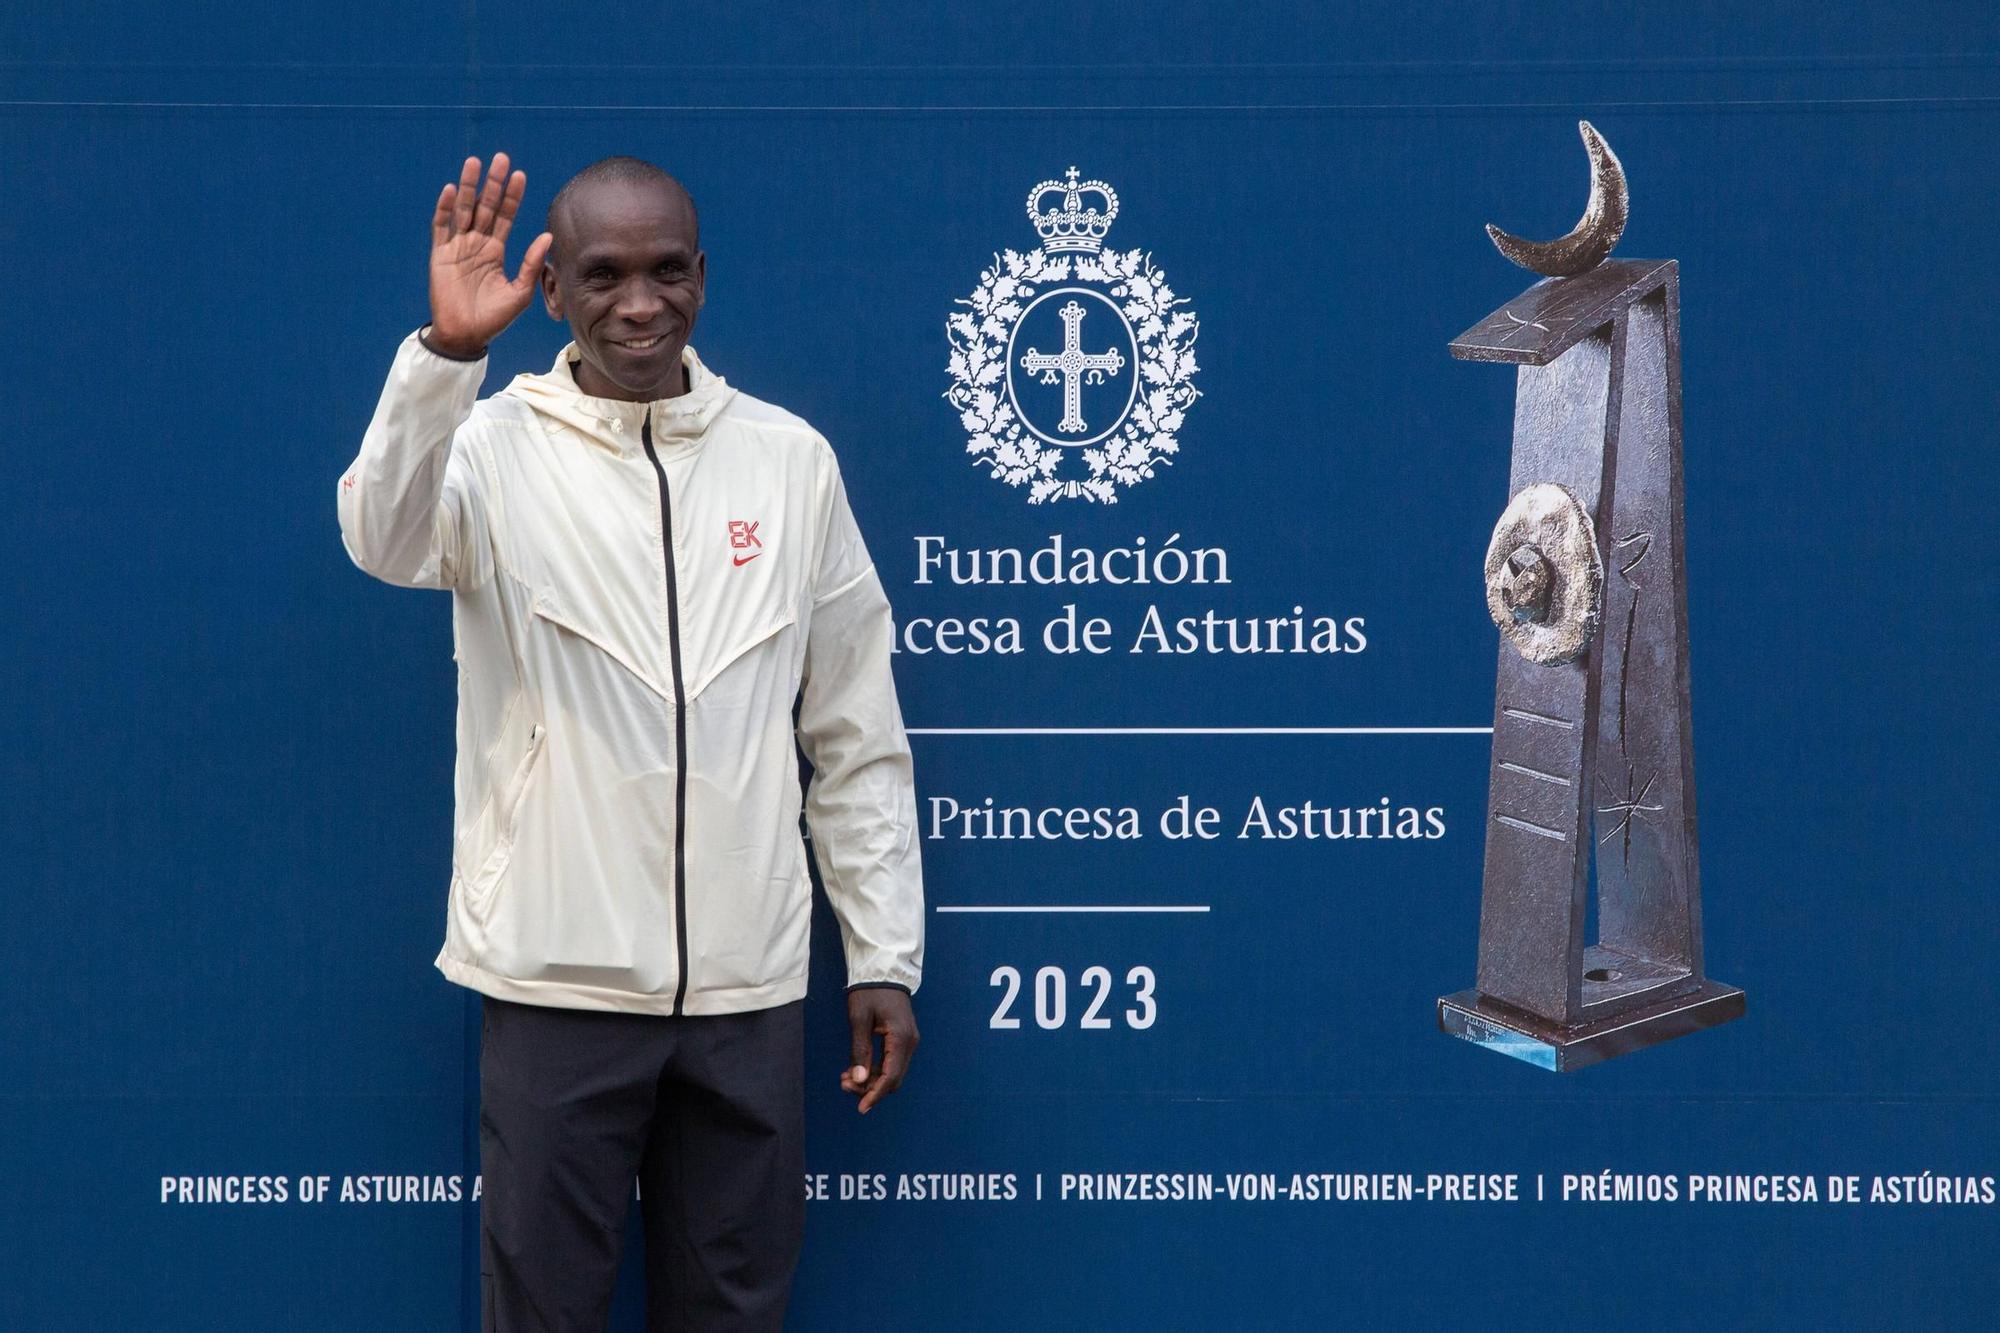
left=541, top=179, right=706, bottom=401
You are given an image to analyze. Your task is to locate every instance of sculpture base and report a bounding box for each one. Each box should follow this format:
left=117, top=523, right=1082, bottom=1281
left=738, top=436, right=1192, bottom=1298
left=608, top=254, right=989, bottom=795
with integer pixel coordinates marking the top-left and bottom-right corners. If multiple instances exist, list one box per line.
left=1437, top=979, right=1744, bottom=1072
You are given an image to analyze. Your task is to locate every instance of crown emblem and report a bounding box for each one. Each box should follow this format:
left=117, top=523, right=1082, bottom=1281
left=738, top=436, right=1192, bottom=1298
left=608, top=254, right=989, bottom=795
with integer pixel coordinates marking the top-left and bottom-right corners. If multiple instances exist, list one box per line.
left=1026, top=167, right=1120, bottom=254
left=949, top=169, right=1199, bottom=503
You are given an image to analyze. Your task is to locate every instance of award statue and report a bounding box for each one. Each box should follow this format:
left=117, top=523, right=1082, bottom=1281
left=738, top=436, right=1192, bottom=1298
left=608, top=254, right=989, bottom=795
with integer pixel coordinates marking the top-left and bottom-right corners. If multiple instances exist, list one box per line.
left=1437, top=122, right=1745, bottom=1070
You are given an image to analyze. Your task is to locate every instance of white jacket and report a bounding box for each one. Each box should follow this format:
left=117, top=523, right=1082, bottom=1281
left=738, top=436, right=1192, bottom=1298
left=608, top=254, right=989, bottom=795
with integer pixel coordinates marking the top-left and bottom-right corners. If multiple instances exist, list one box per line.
left=337, top=329, right=924, bottom=1015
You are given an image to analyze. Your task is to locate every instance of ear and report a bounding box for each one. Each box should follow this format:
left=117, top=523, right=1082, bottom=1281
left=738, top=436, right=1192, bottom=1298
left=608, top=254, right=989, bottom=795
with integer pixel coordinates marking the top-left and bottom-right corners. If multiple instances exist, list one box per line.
left=540, top=257, right=563, bottom=321
left=694, top=249, right=708, bottom=309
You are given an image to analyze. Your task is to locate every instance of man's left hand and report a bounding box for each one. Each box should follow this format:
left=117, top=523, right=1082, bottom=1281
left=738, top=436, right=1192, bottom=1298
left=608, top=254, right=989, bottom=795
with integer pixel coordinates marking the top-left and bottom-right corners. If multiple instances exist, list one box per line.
left=842, top=988, right=919, bottom=1114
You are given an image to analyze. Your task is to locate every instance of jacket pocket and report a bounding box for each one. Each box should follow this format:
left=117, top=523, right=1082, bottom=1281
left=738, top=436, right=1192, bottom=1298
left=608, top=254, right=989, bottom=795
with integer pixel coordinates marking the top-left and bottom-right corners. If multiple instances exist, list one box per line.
left=457, top=715, right=547, bottom=916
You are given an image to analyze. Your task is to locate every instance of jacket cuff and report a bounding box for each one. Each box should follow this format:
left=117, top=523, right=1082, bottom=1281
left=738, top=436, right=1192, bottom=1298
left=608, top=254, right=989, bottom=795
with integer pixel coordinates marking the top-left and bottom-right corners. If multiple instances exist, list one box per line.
left=416, top=324, right=489, bottom=363
left=845, top=981, right=914, bottom=997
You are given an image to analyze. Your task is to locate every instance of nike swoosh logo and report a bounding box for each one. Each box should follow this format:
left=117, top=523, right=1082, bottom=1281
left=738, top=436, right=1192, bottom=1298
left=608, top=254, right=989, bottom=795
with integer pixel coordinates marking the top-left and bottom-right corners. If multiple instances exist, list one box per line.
left=733, top=553, right=762, bottom=566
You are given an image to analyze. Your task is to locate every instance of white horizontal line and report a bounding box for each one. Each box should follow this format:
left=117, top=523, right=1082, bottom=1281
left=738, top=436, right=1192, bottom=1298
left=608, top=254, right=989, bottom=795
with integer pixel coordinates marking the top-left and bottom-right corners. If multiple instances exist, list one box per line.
left=936, top=905, right=1212, bottom=914
left=907, top=726, right=1492, bottom=736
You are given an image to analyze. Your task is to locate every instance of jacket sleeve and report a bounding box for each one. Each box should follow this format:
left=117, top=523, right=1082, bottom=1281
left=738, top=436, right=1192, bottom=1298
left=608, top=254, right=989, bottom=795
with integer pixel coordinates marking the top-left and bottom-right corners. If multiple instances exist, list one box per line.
left=796, top=452, right=925, bottom=995
left=336, top=327, right=491, bottom=590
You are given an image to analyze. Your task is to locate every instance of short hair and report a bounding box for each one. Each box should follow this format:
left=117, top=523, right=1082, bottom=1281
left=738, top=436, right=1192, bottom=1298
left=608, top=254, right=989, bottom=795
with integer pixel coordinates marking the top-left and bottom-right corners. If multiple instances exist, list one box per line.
left=547, top=156, right=698, bottom=254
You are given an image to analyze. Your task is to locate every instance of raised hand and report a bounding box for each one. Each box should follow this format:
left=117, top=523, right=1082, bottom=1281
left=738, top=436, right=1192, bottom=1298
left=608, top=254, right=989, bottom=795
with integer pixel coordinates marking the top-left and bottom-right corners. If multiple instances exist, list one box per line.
left=425, top=153, right=554, bottom=359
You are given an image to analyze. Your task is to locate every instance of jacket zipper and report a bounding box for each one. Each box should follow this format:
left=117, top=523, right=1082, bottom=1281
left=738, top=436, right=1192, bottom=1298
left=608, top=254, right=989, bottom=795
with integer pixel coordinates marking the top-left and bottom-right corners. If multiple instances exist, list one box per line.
left=640, top=412, right=692, bottom=1016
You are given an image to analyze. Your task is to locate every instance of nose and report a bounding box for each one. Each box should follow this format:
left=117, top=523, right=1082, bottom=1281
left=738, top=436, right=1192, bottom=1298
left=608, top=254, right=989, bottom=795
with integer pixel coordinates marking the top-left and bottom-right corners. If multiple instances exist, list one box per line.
left=614, top=277, right=666, bottom=324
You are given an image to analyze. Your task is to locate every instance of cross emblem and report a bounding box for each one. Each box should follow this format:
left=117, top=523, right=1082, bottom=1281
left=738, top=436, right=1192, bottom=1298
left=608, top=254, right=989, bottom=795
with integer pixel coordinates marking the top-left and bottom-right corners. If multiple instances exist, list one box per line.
left=1019, top=300, right=1126, bottom=434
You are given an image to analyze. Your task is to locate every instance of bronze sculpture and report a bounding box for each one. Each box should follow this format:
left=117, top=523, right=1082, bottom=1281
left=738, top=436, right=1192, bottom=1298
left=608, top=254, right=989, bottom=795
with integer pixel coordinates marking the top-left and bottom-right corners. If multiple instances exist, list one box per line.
left=1438, top=122, right=1746, bottom=1070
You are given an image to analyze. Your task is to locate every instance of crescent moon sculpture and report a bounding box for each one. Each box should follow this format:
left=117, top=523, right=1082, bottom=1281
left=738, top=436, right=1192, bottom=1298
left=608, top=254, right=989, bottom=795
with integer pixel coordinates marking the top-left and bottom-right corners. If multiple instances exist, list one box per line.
left=1486, top=120, right=1628, bottom=277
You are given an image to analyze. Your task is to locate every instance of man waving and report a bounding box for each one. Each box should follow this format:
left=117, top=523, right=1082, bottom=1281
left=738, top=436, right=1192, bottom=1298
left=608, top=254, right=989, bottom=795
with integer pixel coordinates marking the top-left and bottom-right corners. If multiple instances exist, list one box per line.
left=337, top=151, right=924, bottom=1332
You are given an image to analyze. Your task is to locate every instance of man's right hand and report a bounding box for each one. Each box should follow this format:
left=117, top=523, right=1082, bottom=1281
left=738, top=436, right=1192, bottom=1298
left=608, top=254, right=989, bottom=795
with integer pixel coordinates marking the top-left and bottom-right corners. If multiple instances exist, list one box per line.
left=425, top=152, right=553, bottom=360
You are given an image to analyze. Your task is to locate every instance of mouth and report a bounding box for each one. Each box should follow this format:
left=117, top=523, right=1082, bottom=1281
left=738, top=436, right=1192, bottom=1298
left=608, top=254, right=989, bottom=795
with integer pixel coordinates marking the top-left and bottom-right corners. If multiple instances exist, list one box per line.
left=610, top=334, right=666, bottom=352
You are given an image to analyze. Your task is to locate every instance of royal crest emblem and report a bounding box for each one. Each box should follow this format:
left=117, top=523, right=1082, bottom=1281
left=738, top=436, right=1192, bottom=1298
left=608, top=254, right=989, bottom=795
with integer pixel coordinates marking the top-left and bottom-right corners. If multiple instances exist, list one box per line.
left=945, top=168, right=1201, bottom=503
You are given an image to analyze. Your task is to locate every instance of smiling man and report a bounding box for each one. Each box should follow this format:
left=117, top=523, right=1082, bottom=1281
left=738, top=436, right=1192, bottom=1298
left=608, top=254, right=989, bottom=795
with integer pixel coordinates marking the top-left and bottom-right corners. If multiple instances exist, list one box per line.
left=336, top=153, right=924, bottom=1332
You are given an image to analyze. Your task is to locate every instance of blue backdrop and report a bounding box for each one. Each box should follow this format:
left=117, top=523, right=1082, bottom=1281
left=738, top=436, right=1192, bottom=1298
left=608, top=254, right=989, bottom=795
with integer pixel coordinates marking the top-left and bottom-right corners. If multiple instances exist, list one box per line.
left=4, top=4, right=1997, bottom=1328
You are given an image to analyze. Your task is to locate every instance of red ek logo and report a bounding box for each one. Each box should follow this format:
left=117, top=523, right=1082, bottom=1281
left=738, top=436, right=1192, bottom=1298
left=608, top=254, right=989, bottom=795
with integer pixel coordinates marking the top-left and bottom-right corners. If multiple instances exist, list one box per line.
left=728, top=519, right=763, bottom=566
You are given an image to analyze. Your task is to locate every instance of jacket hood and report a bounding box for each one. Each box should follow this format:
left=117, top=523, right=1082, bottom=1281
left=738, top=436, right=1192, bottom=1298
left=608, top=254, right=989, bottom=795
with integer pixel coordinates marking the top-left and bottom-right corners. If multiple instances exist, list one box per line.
left=498, top=342, right=737, bottom=455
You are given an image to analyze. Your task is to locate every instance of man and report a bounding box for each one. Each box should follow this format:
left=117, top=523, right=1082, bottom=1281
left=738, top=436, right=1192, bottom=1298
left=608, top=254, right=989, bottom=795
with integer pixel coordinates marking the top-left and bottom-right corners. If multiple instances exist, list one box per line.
left=336, top=152, right=923, bottom=1331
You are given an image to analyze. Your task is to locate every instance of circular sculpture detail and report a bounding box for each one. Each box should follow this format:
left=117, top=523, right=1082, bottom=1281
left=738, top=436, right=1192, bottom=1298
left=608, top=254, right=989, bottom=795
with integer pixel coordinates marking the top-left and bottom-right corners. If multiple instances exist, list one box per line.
left=1484, top=482, right=1603, bottom=665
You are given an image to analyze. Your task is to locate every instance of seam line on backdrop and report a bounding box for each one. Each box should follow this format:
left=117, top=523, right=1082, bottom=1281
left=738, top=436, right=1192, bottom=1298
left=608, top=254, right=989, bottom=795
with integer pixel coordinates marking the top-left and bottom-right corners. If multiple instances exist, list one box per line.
left=5, top=97, right=1999, bottom=112
left=6, top=54, right=1994, bottom=71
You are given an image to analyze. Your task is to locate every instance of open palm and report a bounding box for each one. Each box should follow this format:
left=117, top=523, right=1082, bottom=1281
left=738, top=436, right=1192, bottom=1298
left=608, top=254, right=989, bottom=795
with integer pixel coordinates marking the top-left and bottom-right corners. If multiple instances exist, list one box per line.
left=426, top=152, right=553, bottom=358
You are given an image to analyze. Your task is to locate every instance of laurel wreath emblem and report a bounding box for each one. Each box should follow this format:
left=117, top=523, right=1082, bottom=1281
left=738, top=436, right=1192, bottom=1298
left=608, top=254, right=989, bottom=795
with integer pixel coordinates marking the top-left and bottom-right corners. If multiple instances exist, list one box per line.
left=945, top=247, right=1201, bottom=504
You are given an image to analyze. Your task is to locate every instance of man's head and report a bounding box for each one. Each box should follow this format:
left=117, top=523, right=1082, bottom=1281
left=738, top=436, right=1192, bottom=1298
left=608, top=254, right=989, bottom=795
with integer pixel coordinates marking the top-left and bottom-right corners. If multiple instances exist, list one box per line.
left=540, top=156, right=705, bottom=402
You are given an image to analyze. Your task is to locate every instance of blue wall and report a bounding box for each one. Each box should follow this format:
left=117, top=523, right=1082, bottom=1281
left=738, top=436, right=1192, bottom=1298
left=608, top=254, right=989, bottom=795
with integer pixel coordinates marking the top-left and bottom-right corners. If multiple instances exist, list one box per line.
left=3, top=4, right=1996, bottom=1327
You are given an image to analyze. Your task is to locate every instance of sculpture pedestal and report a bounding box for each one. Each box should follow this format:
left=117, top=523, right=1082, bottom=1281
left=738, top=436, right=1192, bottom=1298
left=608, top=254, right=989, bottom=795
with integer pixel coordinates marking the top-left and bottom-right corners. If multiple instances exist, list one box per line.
left=1439, top=979, right=1744, bottom=1073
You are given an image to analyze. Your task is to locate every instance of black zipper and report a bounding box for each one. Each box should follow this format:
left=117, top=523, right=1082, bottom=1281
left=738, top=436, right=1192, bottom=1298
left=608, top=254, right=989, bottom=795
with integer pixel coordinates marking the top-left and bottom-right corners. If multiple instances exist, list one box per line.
left=640, top=412, right=691, bottom=1016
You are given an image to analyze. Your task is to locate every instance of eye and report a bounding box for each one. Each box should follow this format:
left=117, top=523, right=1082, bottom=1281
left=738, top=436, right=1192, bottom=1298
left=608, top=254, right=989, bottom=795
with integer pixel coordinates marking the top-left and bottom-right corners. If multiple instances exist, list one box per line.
left=585, top=266, right=615, bottom=283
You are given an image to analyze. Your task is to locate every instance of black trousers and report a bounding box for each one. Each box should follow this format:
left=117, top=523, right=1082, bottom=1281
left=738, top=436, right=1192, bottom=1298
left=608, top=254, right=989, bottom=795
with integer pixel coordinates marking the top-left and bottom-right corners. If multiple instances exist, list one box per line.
left=478, top=994, right=807, bottom=1333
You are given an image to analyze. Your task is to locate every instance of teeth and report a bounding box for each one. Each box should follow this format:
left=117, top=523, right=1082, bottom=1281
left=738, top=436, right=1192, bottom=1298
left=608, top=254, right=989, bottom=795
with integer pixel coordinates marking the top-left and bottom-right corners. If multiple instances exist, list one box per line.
left=619, top=336, right=661, bottom=349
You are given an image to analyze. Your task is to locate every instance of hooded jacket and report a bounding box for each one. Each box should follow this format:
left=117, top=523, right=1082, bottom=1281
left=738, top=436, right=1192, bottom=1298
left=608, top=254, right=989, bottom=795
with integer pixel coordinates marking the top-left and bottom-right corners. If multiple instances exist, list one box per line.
left=337, top=327, right=924, bottom=1015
